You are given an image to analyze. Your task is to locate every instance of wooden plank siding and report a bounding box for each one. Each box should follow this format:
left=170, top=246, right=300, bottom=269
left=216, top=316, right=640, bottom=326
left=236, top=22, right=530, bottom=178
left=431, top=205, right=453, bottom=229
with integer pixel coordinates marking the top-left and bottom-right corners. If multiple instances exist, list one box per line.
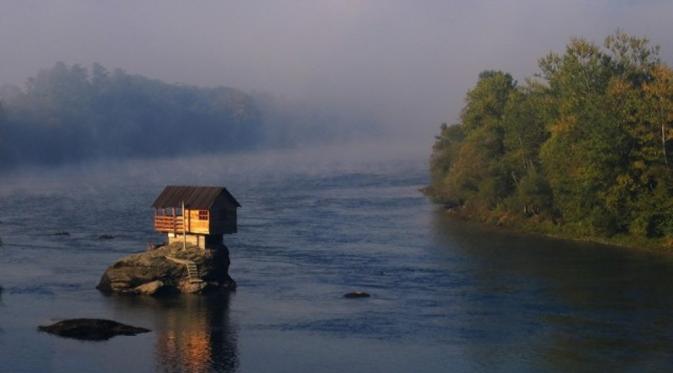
left=154, top=193, right=237, bottom=235
left=154, top=209, right=210, bottom=234
left=154, top=215, right=185, bottom=232
left=152, top=186, right=239, bottom=238
left=209, top=193, right=237, bottom=234
left=210, top=207, right=237, bottom=234
left=186, top=209, right=210, bottom=234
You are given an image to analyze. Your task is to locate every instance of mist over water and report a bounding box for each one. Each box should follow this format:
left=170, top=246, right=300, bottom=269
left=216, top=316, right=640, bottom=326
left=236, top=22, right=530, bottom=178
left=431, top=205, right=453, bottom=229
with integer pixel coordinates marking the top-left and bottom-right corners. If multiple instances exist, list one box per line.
left=2, top=148, right=673, bottom=372
left=0, top=139, right=429, bottom=195
left=2, top=1, right=673, bottom=371
left=2, top=1, right=673, bottom=143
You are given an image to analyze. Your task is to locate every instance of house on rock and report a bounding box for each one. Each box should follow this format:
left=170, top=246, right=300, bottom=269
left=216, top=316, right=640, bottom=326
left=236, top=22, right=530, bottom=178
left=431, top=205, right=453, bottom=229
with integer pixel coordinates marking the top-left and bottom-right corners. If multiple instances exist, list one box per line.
left=152, top=186, right=240, bottom=250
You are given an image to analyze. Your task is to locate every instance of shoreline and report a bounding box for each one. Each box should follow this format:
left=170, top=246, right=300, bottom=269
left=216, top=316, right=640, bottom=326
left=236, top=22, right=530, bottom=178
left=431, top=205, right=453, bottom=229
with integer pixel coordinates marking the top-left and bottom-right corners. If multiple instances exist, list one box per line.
left=423, top=190, right=672, bottom=256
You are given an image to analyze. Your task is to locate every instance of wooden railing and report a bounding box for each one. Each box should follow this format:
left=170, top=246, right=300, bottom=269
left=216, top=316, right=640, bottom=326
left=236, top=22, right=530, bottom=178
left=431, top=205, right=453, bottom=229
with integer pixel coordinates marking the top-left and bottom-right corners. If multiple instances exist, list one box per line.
left=154, top=215, right=185, bottom=233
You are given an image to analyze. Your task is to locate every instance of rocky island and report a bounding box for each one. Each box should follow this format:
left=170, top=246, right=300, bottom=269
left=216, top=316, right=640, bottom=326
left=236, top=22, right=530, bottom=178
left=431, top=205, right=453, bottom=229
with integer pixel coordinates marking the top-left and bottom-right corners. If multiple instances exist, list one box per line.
left=97, top=243, right=236, bottom=295
left=97, top=185, right=241, bottom=296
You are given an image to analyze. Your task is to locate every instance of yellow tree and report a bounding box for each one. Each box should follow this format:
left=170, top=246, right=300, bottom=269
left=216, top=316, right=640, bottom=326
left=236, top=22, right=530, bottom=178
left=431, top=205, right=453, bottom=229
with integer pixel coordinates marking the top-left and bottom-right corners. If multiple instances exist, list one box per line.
left=643, top=65, right=673, bottom=168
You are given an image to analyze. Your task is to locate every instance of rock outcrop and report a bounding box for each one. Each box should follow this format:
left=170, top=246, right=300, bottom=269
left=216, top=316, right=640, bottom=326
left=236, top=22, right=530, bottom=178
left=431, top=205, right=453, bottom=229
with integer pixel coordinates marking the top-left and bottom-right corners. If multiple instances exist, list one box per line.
left=97, top=243, right=236, bottom=295
left=38, top=319, right=150, bottom=341
left=343, top=291, right=370, bottom=299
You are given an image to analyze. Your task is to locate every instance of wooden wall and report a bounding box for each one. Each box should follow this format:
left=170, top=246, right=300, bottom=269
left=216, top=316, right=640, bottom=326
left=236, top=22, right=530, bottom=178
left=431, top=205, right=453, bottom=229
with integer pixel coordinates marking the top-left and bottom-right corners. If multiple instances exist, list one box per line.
left=155, top=198, right=237, bottom=236
left=185, top=209, right=210, bottom=234
left=210, top=208, right=237, bottom=234
left=209, top=194, right=238, bottom=234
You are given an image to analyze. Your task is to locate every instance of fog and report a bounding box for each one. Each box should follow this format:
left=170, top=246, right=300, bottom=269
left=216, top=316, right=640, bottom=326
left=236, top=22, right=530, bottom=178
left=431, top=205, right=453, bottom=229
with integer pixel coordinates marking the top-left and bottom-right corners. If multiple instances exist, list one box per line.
left=2, top=0, right=673, bottom=149
left=0, top=139, right=428, bottom=198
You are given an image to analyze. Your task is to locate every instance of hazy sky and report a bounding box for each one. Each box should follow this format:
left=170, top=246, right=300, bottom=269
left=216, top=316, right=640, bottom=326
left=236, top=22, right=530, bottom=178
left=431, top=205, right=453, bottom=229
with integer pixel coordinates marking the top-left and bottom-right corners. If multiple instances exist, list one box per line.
left=1, top=0, right=673, bottom=143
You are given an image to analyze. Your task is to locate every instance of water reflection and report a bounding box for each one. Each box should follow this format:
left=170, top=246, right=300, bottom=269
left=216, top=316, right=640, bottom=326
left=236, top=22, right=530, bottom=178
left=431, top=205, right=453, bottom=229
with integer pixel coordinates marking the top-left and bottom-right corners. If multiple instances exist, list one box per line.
left=111, top=295, right=237, bottom=373
left=430, top=210, right=673, bottom=370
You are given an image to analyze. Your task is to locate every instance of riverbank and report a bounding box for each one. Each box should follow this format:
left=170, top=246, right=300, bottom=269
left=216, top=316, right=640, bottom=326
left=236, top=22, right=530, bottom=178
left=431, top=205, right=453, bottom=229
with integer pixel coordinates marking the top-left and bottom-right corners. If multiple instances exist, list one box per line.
left=424, top=189, right=673, bottom=255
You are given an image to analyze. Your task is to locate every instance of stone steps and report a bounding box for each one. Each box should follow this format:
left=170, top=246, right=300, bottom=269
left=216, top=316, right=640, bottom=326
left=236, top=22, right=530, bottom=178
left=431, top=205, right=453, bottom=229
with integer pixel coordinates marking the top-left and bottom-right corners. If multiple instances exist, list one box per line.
left=185, top=263, right=202, bottom=283
left=165, top=256, right=203, bottom=284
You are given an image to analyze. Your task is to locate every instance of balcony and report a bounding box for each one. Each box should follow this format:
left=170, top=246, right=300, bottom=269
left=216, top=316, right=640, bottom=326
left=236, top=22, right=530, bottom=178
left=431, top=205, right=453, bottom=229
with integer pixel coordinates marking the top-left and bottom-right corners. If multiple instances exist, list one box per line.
left=154, top=215, right=185, bottom=233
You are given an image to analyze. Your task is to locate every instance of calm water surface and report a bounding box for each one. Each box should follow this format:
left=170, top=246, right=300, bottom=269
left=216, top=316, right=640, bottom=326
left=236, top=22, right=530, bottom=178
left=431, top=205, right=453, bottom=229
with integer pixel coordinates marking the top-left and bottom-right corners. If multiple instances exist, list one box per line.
left=1, top=149, right=673, bottom=372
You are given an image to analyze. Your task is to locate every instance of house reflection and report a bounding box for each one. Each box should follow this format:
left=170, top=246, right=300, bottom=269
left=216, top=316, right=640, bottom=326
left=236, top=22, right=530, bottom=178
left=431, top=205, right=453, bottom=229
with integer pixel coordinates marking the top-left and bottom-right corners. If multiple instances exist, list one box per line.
left=154, top=294, right=237, bottom=373
left=110, top=294, right=238, bottom=373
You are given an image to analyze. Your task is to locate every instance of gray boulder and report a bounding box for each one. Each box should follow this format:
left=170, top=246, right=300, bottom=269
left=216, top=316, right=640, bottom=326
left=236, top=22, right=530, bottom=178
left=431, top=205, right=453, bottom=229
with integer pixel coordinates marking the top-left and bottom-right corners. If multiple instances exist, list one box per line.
left=97, top=243, right=236, bottom=295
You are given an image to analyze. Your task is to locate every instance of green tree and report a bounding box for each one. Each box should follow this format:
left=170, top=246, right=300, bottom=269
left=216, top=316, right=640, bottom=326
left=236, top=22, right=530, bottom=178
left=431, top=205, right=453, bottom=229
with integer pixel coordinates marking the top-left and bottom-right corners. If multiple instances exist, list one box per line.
left=501, top=86, right=551, bottom=215
left=428, top=31, right=673, bottom=247
left=451, top=71, right=516, bottom=207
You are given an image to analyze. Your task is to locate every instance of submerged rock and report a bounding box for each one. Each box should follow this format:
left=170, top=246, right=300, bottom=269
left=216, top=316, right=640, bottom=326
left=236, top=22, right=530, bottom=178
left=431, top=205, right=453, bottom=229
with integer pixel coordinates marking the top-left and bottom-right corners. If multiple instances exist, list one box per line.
left=97, top=243, right=236, bottom=295
left=38, top=319, right=150, bottom=341
left=343, top=291, right=370, bottom=299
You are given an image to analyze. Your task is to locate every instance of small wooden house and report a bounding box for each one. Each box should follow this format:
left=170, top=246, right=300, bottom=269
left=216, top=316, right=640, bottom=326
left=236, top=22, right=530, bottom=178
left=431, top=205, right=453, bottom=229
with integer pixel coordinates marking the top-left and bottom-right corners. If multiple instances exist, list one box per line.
left=152, top=186, right=240, bottom=249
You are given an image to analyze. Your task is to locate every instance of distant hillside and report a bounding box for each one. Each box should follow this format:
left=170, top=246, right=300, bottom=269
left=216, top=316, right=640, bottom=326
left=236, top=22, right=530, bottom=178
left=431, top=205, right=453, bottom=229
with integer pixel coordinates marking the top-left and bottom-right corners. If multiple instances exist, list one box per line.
left=0, top=62, right=378, bottom=170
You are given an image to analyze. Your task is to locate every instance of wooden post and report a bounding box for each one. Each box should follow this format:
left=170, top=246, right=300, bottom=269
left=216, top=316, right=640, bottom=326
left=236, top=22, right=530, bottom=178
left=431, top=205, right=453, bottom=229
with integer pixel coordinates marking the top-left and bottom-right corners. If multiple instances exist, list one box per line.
left=182, top=201, right=187, bottom=250
left=172, top=207, right=176, bottom=236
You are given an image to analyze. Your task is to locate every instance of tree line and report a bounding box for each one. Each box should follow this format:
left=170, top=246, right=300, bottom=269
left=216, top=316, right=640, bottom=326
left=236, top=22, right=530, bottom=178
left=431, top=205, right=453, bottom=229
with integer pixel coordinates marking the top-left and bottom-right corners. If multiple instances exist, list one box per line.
left=0, top=62, right=263, bottom=168
left=429, top=31, right=673, bottom=247
left=0, top=62, right=373, bottom=170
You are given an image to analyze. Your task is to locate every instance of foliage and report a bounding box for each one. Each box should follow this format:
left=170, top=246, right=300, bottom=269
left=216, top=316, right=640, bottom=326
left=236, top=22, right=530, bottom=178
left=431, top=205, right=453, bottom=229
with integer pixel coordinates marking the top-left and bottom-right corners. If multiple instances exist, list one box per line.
left=0, top=62, right=264, bottom=168
left=0, top=62, right=265, bottom=168
left=429, top=31, right=673, bottom=246
left=0, top=62, right=379, bottom=169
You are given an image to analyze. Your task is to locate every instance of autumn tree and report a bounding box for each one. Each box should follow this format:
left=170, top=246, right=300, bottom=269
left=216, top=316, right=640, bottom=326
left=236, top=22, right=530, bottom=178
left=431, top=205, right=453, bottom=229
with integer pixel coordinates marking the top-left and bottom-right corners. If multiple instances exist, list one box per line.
left=429, top=31, right=673, bottom=244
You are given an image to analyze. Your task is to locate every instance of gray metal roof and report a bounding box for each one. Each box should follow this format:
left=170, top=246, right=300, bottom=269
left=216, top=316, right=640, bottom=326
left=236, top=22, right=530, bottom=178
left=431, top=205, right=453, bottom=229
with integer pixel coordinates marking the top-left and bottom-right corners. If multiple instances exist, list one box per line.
left=151, top=186, right=241, bottom=209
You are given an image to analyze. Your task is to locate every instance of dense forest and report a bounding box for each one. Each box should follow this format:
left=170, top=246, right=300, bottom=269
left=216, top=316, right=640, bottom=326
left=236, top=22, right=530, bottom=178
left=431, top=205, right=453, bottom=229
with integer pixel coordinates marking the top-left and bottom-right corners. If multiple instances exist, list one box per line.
left=428, top=32, right=673, bottom=249
left=0, top=62, right=371, bottom=170
left=0, top=62, right=263, bottom=167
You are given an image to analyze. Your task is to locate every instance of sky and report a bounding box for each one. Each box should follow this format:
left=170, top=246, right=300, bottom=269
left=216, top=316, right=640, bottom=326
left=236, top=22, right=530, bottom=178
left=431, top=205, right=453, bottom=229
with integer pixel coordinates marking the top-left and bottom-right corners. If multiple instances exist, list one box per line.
left=1, top=0, right=673, bottom=145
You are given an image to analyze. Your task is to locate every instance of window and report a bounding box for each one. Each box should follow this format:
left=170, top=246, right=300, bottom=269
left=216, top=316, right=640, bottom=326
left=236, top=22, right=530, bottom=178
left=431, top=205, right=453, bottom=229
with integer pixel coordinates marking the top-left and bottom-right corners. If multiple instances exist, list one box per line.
left=198, top=210, right=208, bottom=220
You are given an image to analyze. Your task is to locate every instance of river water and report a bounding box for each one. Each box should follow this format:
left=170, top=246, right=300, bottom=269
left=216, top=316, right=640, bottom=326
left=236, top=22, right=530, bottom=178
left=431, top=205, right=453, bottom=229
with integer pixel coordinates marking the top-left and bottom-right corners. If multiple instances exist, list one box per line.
left=1, top=144, right=673, bottom=372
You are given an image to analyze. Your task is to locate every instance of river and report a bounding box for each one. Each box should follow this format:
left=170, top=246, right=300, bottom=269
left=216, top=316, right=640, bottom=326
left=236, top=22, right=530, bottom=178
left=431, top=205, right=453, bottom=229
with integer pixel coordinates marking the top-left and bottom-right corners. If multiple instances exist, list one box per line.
left=1, top=144, right=673, bottom=372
